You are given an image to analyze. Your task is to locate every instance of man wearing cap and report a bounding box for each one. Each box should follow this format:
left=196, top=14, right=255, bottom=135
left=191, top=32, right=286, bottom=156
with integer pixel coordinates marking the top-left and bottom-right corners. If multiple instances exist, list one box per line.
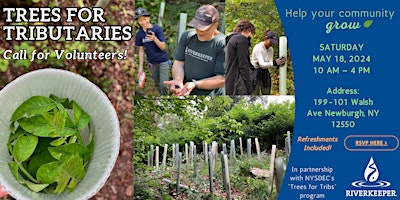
left=135, top=7, right=171, bottom=95
left=164, top=5, right=225, bottom=96
left=251, top=29, right=286, bottom=95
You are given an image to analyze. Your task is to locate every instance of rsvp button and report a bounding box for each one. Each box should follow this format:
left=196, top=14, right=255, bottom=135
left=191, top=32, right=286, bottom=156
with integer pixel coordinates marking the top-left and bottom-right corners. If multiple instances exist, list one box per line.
left=344, top=135, right=399, bottom=151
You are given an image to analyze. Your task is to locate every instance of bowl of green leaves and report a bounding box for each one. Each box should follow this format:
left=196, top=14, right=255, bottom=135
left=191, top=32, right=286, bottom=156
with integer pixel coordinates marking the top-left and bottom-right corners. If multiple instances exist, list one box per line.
left=0, top=69, right=120, bottom=200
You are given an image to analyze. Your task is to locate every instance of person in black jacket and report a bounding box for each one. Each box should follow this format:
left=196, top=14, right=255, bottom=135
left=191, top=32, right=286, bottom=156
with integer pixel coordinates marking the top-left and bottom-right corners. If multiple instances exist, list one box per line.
left=225, top=19, right=256, bottom=95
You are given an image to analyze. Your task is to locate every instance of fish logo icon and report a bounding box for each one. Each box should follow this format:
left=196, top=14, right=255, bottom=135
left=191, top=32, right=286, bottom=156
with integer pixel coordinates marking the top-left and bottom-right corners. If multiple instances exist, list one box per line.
left=352, top=157, right=391, bottom=188
left=364, top=157, right=379, bottom=182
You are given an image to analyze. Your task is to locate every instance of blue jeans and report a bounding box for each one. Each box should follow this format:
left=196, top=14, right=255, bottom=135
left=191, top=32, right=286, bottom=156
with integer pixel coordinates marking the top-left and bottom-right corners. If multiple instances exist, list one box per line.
left=150, top=61, right=171, bottom=95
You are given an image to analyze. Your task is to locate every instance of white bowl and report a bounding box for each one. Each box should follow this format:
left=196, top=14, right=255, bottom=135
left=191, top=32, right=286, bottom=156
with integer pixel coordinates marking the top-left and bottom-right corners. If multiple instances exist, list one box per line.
left=0, top=69, right=120, bottom=200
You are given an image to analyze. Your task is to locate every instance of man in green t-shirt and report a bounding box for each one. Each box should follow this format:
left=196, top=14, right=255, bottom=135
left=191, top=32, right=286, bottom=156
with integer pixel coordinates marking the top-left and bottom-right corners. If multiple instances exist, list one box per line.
left=164, top=5, right=226, bottom=95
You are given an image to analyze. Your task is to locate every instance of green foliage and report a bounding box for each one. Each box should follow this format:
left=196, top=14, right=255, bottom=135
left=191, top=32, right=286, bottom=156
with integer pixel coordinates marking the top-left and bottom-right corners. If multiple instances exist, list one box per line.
left=134, top=169, right=164, bottom=199
left=134, top=152, right=278, bottom=199
left=226, top=0, right=294, bottom=95
left=134, top=96, right=294, bottom=169
left=226, top=0, right=283, bottom=38
left=134, top=96, right=207, bottom=168
left=8, top=95, right=93, bottom=194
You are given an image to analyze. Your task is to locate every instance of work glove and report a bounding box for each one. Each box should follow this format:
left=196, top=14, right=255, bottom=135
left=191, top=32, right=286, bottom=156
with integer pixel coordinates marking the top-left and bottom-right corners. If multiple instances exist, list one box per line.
left=274, top=57, right=286, bottom=66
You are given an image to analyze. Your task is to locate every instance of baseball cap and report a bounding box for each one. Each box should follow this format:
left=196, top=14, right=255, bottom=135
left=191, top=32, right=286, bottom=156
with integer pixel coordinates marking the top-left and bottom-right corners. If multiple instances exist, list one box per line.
left=188, top=5, right=219, bottom=31
left=135, top=7, right=150, bottom=20
left=265, top=30, right=278, bottom=44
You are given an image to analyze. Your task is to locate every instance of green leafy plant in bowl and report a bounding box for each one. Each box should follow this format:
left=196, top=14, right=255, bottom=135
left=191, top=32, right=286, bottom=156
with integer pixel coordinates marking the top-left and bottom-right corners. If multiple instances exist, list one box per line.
left=8, top=95, right=94, bottom=194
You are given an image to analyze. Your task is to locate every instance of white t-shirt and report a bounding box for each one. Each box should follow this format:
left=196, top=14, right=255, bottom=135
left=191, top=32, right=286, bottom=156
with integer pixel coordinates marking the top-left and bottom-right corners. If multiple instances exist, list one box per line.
left=251, top=42, right=274, bottom=69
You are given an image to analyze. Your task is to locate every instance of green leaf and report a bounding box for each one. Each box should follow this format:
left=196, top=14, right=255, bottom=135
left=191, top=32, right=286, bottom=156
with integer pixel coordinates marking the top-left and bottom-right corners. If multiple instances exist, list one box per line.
left=50, top=137, right=67, bottom=146
left=19, top=112, right=75, bottom=137
left=48, top=143, right=89, bottom=160
left=28, top=150, right=57, bottom=176
left=49, top=94, right=69, bottom=106
left=25, top=183, right=49, bottom=193
left=364, top=20, right=373, bottom=28
left=9, top=162, right=48, bottom=192
left=8, top=127, right=26, bottom=143
left=67, top=178, right=78, bottom=193
left=36, top=162, right=62, bottom=184
left=9, top=161, right=20, bottom=181
left=61, top=154, right=85, bottom=186
left=0, top=59, right=9, bottom=72
left=11, top=96, right=57, bottom=122
left=55, top=172, right=70, bottom=194
left=87, top=125, right=95, bottom=156
left=13, top=135, right=38, bottom=162
left=73, top=101, right=90, bottom=131
left=37, top=154, right=85, bottom=194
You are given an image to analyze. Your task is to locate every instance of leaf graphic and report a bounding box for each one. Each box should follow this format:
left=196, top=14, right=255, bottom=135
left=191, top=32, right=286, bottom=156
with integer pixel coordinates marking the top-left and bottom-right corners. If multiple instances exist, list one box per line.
left=364, top=20, right=374, bottom=28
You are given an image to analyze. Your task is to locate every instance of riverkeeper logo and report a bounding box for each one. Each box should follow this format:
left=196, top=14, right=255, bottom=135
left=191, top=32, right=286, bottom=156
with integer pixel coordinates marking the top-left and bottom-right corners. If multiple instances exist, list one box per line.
left=345, top=157, right=397, bottom=198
